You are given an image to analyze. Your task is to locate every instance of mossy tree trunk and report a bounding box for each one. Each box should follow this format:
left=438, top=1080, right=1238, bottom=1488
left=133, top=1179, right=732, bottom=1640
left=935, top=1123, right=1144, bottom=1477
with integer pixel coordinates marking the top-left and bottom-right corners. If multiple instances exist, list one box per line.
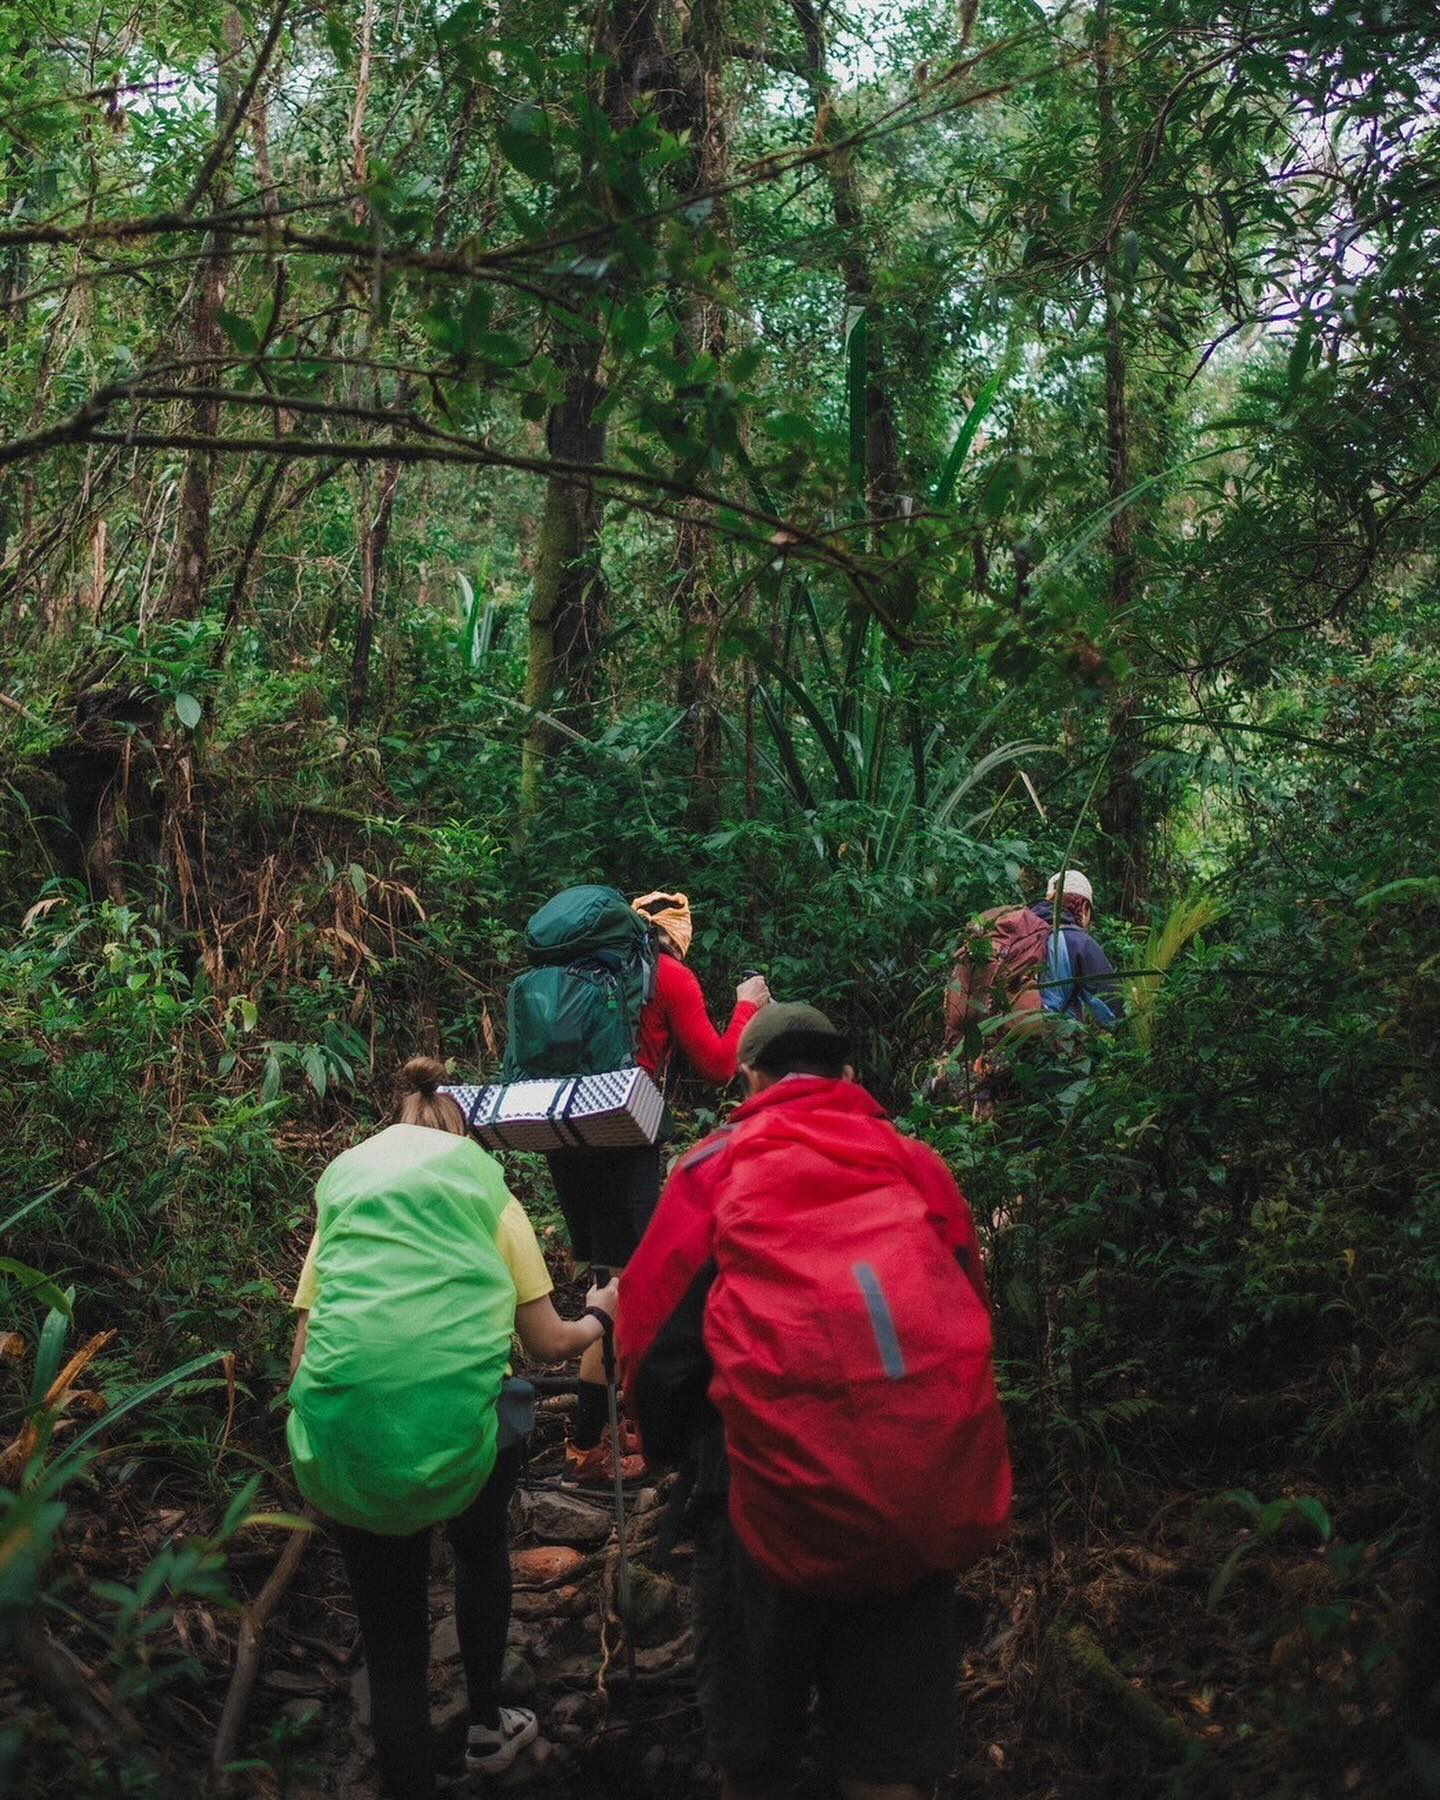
left=1094, top=0, right=1148, bottom=918
left=672, top=0, right=731, bottom=827
left=521, top=356, right=607, bottom=816
left=792, top=0, right=902, bottom=518
left=520, top=0, right=665, bottom=820
left=165, top=9, right=245, bottom=624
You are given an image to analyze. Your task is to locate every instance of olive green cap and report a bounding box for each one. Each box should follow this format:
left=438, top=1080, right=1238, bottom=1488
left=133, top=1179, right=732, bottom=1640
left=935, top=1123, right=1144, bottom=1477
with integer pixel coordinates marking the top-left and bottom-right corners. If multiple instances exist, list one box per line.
left=738, top=1002, right=847, bottom=1069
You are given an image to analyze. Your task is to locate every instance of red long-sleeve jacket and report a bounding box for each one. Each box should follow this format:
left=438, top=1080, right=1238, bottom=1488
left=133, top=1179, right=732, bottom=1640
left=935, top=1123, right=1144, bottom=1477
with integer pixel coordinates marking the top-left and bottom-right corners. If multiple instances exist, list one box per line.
left=635, top=952, right=757, bottom=1085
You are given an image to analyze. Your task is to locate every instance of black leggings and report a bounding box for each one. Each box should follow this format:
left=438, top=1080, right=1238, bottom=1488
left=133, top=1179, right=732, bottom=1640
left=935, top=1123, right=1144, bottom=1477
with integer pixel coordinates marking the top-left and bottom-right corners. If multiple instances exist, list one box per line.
left=333, top=1442, right=522, bottom=1800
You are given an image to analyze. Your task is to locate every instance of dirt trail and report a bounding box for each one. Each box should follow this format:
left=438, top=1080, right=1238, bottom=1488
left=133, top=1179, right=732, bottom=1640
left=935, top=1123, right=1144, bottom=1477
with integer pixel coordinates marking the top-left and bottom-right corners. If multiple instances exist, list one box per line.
left=251, top=1420, right=1402, bottom=1800
left=274, top=1402, right=716, bottom=1798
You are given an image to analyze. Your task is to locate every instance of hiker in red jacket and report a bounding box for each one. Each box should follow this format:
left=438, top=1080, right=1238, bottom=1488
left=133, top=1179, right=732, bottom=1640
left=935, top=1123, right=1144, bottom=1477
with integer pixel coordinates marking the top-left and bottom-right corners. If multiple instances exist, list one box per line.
left=552, top=889, right=770, bottom=1485
left=619, top=1004, right=1011, bottom=1800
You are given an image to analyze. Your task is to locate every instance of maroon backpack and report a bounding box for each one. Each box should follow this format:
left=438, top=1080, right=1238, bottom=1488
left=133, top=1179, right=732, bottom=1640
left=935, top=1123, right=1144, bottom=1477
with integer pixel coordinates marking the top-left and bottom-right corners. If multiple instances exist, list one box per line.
left=944, top=904, right=1054, bottom=1048
left=701, top=1085, right=1012, bottom=1597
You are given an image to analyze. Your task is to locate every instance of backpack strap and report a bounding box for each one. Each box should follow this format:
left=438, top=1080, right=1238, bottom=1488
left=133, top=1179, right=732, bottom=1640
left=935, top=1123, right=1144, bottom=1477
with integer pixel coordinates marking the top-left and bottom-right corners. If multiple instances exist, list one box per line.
left=472, top=1083, right=508, bottom=1144
left=545, top=1078, right=583, bottom=1148
left=635, top=926, right=659, bottom=1005
left=1042, top=925, right=1121, bottom=1025
left=1041, top=923, right=1076, bottom=1013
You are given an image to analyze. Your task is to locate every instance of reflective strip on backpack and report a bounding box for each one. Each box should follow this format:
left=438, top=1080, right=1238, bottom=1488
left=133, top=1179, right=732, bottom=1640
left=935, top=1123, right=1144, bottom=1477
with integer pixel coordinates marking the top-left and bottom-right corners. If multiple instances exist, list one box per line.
left=680, top=1125, right=734, bottom=1171
left=852, top=1263, right=906, bottom=1380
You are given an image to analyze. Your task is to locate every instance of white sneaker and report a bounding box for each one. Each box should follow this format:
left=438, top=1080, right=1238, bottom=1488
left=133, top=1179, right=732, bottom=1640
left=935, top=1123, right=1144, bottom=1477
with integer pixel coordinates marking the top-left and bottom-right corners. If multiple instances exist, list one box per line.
left=465, top=1707, right=539, bottom=1774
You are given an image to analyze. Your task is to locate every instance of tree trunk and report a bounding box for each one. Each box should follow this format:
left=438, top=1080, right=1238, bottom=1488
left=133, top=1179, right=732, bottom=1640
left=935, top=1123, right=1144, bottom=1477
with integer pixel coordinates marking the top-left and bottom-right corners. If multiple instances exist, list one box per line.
left=165, top=9, right=245, bottom=623
left=791, top=0, right=901, bottom=516
left=519, top=1, right=661, bottom=820
left=672, top=0, right=730, bottom=826
left=0, top=133, right=32, bottom=575
left=521, top=357, right=607, bottom=814
left=348, top=458, right=401, bottom=727
left=1094, top=2, right=1147, bottom=917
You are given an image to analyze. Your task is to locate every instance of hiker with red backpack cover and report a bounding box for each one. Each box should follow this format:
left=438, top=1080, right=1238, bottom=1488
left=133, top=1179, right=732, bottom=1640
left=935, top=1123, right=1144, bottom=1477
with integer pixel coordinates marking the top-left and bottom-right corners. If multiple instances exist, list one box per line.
left=618, top=1004, right=1011, bottom=1800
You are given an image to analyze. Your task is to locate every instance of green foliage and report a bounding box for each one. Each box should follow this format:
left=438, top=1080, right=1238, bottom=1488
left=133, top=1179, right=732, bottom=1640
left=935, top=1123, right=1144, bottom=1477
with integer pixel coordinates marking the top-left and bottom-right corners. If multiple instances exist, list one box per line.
left=0, top=0, right=1437, bottom=1788
left=1125, top=893, right=1224, bottom=1048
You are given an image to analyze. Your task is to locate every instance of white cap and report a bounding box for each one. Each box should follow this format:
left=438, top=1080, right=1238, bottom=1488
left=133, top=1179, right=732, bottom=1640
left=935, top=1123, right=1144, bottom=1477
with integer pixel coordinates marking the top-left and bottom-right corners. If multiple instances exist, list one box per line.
left=1046, top=868, right=1093, bottom=905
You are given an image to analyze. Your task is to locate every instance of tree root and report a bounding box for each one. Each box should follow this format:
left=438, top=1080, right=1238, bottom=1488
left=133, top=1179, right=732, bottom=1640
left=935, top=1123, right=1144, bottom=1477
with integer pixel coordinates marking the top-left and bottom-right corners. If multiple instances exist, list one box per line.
left=18, top=1617, right=145, bottom=1757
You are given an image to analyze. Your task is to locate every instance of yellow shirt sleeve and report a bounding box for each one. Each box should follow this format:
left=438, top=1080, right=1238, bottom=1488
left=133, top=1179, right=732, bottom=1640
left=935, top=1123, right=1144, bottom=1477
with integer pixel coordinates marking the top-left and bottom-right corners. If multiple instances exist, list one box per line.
left=292, top=1232, right=320, bottom=1311
left=495, top=1198, right=554, bottom=1307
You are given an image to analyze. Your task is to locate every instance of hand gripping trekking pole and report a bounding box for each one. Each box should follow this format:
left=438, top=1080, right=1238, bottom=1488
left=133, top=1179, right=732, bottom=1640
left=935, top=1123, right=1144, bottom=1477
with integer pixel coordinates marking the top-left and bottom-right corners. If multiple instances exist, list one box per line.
left=589, top=1269, right=636, bottom=1685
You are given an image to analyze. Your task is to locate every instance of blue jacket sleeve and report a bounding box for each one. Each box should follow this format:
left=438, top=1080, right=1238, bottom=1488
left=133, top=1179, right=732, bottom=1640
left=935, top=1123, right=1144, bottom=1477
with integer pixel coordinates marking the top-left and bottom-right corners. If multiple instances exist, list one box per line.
left=1068, top=928, right=1125, bottom=1016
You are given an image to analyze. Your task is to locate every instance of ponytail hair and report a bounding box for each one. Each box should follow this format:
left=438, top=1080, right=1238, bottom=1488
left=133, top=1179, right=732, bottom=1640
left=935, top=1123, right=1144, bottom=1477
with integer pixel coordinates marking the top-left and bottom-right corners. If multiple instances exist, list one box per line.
left=396, top=1057, right=466, bottom=1134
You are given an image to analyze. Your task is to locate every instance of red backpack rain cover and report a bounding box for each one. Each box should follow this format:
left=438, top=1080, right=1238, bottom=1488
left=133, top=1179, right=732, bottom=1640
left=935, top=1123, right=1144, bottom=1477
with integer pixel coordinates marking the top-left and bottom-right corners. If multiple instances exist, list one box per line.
left=620, top=1079, right=1012, bottom=1598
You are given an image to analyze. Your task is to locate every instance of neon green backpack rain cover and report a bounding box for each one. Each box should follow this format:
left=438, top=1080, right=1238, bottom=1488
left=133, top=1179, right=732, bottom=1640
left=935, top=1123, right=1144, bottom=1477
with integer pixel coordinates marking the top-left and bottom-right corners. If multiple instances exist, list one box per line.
left=287, top=1124, right=516, bottom=1535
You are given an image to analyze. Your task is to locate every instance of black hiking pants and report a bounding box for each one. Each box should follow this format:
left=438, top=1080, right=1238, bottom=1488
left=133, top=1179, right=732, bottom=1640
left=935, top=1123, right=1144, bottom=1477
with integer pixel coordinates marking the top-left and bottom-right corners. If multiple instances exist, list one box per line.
left=333, top=1441, right=522, bottom=1800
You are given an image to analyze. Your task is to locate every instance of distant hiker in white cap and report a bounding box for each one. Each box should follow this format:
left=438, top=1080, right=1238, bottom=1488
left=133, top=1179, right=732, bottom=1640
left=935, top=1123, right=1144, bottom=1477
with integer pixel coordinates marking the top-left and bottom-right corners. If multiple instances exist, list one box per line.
left=1030, top=868, right=1124, bottom=1021
left=940, top=867, right=1124, bottom=1119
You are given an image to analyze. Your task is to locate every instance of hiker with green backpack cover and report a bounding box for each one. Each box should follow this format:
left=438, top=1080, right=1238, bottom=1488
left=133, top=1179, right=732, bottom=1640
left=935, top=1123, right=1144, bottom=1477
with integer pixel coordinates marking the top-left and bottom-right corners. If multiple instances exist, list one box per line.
left=287, top=1058, right=618, bottom=1799
left=504, top=884, right=769, bottom=1486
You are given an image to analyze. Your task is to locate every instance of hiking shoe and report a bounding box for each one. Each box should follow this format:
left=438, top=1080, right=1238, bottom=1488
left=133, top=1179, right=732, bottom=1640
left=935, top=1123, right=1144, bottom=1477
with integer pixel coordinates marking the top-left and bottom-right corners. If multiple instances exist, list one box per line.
left=465, top=1707, right=538, bottom=1774
left=563, top=1435, right=645, bottom=1488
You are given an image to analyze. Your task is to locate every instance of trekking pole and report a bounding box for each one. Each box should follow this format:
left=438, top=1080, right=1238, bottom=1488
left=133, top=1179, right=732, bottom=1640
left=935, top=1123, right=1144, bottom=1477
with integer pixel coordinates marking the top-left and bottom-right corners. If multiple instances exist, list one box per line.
left=590, top=1267, right=636, bottom=1685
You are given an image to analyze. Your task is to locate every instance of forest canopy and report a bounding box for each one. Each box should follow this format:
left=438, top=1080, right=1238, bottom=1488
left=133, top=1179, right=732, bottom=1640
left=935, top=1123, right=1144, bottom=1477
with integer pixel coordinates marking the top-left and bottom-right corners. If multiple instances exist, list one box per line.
left=1, top=0, right=1438, bottom=1794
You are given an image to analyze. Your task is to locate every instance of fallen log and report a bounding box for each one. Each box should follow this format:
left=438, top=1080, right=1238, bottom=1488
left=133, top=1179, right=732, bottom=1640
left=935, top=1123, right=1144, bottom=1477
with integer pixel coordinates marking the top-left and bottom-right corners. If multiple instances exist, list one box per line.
left=1048, top=1623, right=1202, bottom=1764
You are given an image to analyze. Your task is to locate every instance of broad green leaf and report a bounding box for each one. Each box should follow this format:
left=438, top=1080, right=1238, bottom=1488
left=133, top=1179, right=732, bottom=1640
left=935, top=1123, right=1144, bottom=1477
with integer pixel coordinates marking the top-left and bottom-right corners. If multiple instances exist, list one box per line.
left=1121, top=230, right=1141, bottom=281
left=175, top=693, right=202, bottom=729
left=0, top=1259, right=73, bottom=1318
left=458, top=288, right=494, bottom=351
left=302, top=1045, right=329, bottom=1099
left=29, top=1301, right=72, bottom=1408
left=498, top=122, right=554, bottom=184
left=1358, top=876, right=1440, bottom=909
left=215, top=311, right=259, bottom=355
left=471, top=332, right=526, bottom=368
left=844, top=304, right=869, bottom=496
left=982, top=458, right=1018, bottom=520
left=934, top=371, right=1003, bottom=507
left=50, top=1351, right=227, bottom=1477
left=324, top=11, right=354, bottom=68
left=762, top=412, right=814, bottom=446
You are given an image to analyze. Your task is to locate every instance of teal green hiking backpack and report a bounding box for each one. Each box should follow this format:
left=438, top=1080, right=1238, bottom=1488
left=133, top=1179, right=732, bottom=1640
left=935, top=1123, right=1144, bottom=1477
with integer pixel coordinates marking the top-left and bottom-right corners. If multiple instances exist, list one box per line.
left=502, top=885, right=656, bottom=1080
